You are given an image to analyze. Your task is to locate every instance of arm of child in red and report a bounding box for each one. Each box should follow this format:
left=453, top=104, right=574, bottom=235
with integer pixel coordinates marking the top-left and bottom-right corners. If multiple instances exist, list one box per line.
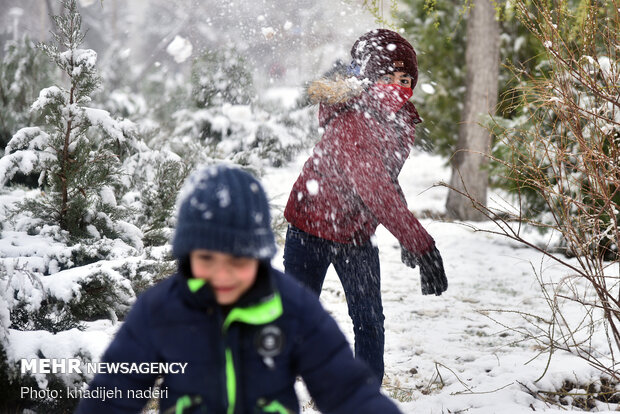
left=332, top=113, right=435, bottom=255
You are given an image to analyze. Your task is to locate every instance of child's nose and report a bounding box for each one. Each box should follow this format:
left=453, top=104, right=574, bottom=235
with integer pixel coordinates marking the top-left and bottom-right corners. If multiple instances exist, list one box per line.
left=211, top=262, right=233, bottom=281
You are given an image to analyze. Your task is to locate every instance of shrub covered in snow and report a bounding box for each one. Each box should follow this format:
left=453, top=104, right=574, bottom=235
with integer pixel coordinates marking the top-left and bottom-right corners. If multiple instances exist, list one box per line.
left=0, top=35, right=55, bottom=156
left=192, top=47, right=255, bottom=107
left=468, top=0, right=619, bottom=386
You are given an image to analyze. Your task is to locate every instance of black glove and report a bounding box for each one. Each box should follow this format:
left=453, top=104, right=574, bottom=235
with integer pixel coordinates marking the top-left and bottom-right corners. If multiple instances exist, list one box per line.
left=400, top=244, right=417, bottom=269
left=417, top=246, right=448, bottom=296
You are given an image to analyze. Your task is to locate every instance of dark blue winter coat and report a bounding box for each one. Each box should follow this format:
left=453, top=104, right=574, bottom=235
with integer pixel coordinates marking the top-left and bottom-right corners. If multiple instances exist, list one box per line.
left=75, top=263, right=402, bottom=414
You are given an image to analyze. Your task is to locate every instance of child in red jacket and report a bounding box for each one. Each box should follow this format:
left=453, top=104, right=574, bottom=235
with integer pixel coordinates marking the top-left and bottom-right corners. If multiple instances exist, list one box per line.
left=284, top=29, right=448, bottom=382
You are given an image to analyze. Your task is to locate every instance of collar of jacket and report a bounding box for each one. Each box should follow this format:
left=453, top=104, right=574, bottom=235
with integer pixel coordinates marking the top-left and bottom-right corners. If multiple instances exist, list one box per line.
left=176, top=262, right=283, bottom=326
left=308, top=76, right=421, bottom=128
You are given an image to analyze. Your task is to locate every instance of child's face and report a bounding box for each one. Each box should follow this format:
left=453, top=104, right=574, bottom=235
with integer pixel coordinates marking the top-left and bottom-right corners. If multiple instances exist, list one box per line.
left=189, top=249, right=259, bottom=305
left=375, top=71, right=413, bottom=89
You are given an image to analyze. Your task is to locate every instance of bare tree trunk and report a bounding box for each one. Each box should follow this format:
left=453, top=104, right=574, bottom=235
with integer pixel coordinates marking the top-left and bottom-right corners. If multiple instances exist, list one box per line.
left=445, top=0, right=500, bottom=221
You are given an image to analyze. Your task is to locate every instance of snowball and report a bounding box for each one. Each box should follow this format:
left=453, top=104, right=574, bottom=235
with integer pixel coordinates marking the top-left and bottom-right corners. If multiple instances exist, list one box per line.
left=421, top=83, right=436, bottom=94
left=306, top=179, right=319, bottom=195
left=261, top=27, right=276, bottom=40
left=166, top=35, right=193, bottom=63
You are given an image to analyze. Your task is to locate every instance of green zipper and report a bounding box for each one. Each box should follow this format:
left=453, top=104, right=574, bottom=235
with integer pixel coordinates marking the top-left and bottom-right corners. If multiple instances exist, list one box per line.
left=221, top=292, right=283, bottom=414
left=186, top=279, right=284, bottom=414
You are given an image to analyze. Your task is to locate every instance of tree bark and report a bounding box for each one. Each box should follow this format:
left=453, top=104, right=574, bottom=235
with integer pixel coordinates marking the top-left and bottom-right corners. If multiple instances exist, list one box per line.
left=445, top=0, right=500, bottom=221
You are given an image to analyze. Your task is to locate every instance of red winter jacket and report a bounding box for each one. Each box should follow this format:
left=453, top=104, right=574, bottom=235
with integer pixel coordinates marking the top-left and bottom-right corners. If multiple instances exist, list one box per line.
left=284, top=81, right=435, bottom=255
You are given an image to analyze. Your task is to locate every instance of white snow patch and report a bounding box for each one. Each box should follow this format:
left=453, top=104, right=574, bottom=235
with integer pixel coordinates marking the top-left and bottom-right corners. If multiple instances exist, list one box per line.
left=31, top=86, right=64, bottom=112
left=221, top=104, right=253, bottom=122
left=84, top=107, right=133, bottom=142
left=100, top=186, right=117, bottom=207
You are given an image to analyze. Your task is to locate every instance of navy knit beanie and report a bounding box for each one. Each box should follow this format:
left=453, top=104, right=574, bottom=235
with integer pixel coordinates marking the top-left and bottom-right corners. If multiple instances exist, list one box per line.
left=172, top=164, right=277, bottom=261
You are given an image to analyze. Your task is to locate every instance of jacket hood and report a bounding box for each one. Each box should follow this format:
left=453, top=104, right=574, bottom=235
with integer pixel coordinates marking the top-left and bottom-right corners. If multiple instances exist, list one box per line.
left=306, top=75, right=370, bottom=105
left=306, top=75, right=422, bottom=127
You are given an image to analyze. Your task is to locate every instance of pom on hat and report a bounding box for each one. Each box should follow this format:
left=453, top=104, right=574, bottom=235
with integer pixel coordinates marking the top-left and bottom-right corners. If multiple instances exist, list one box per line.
left=350, top=29, right=418, bottom=88
left=172, top=164, right=277, bottom=261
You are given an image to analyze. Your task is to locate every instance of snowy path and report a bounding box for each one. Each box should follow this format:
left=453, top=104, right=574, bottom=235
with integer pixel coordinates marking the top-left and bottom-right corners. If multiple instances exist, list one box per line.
left=264, top=151, right=618, bottom=413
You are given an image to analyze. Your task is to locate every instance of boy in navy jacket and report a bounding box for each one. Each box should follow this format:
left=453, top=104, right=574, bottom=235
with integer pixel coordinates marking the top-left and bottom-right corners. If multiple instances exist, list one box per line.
left=75, top=164, right=402, bottom=414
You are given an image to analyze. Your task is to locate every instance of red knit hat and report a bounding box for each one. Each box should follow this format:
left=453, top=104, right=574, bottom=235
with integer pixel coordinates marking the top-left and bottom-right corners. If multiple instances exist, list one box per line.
left=350, top=29, right=418, bottom=88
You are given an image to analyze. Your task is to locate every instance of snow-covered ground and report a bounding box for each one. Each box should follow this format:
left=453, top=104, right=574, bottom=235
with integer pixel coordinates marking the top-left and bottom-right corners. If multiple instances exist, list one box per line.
left=1, top=149, right=618, bottom=412
left=264, top=150, right=620, bottom=413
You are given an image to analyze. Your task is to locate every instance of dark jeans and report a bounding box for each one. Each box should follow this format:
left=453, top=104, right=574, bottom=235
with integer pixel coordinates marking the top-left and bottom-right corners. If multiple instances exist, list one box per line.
left=283, top=225, right=385, bottom=381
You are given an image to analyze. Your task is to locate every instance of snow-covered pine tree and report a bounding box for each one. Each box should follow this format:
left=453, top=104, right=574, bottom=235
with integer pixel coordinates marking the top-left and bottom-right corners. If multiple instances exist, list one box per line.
left=0, top=35, right=55, bottom=157
left=0, top=0, right=139, bottom=244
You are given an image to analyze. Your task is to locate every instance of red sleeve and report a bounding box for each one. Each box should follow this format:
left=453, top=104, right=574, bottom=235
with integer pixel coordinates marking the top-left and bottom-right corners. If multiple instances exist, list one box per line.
left=331, top=113, right=435, bottom=255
